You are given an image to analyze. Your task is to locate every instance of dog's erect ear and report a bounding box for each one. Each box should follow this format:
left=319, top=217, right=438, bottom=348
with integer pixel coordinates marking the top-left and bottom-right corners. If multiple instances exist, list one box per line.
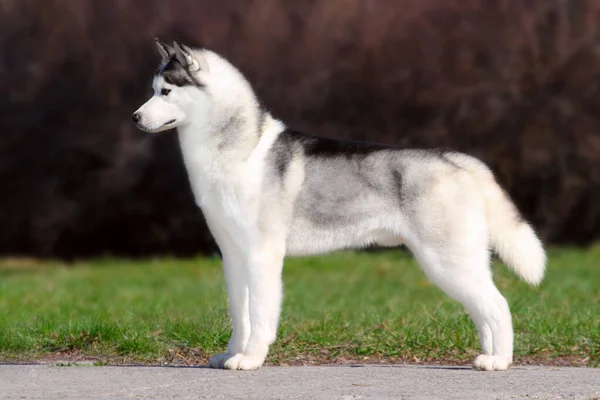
left=155, top=38, right=173, bottom=60
left=173, top=40, right=208, bottom=72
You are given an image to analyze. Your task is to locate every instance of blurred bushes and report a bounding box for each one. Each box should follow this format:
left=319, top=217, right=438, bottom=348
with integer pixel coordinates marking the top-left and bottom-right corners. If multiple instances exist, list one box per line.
left=0, top=0, right=598, bottom=258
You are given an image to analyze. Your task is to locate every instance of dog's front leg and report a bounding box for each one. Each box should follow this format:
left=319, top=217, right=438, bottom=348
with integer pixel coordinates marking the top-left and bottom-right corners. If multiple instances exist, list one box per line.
left=222, top=247, right=284, bottom=370
left=208, top=249, right=251, bottom=369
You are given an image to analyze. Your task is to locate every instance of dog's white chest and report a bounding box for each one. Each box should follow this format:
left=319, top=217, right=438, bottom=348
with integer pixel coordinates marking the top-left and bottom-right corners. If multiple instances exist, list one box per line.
left=184, top=157, right=261, bottom=243
left=198, top=184, right=248, bottom=221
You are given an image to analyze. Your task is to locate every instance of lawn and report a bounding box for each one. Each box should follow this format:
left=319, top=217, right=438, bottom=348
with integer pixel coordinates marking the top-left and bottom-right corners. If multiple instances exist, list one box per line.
left=0, top=248, right=598, bottom=367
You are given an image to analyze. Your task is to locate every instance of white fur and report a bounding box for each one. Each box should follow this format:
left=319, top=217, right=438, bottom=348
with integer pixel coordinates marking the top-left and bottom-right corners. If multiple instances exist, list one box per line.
left=443, top=153, right=547, bottom=285
left=134, top=44, right=547, bottom=371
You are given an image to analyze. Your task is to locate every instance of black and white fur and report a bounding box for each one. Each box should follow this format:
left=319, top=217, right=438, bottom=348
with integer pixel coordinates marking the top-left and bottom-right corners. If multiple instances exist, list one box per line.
left=133, top=40, right=546, bottom=371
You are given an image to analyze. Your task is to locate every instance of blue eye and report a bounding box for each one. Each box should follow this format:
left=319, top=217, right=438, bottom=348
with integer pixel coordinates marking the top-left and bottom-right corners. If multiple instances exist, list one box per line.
left=161, top=88, right=171, bottom=96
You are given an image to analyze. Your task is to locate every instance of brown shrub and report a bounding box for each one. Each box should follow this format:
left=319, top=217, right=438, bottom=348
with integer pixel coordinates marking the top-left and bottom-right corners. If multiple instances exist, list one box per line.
left=0, top=0, right=598, bottom=257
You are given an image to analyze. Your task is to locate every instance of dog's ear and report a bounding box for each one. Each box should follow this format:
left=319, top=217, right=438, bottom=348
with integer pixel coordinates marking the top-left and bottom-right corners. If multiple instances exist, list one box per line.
left=155, top=38, right=173, bottom=61
left=173, top=40, right=208, bottom=72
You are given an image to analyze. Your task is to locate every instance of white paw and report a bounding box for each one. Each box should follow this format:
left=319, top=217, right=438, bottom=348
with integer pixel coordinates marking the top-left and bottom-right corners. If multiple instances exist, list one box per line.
left=222, top=354, right=265, bottom=370
left=473, top=355, right=511, bottom=371
left=209, top=353, right=240, bottom=369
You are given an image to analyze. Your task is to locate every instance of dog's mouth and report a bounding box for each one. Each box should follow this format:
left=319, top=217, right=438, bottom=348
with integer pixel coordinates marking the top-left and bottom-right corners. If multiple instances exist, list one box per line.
left=133, top=119, right=177, bottom=133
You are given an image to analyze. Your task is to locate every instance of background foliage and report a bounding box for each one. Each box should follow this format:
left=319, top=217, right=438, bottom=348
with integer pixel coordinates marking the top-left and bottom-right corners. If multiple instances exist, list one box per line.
left=1, top=0, right=599, bottom=258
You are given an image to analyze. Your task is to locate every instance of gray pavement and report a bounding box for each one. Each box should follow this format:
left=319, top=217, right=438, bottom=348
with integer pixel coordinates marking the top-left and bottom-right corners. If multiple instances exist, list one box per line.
left=0, top=363, right=598, bottom=400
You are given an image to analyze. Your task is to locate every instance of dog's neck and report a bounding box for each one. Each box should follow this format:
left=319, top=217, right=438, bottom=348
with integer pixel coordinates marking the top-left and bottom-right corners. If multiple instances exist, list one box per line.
left=177, top=71, right=264, bottom=166
left=175, top=52, right=285, bottom=198
left=176, top=96, right=275, bottom=193
left=177, top=103, right=261, bottom=159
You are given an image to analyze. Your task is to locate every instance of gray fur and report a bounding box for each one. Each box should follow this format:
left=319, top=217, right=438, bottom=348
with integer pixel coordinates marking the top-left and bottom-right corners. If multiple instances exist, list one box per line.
left=157, top=57, right=203, bottom=87
left=267, top=130, right=457, bottom=236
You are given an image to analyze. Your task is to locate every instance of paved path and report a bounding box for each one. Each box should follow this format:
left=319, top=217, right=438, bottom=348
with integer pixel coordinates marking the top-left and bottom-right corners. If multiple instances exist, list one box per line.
left=0, top=363, right=598, bottom=399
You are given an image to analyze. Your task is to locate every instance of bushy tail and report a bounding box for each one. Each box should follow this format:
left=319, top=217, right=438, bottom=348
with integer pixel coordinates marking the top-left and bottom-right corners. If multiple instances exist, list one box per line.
left=446, top=154, right=547, bottom=285
left=483, top=182, right=546, bottom=285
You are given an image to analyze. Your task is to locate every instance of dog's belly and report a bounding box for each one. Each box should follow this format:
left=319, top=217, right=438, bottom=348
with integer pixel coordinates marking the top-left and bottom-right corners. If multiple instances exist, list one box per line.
left=285, top=217, right=404, bottom=256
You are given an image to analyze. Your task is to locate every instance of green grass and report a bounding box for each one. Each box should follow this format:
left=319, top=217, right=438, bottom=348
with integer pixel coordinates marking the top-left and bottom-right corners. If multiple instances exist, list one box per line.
left=0, top=248, right=598, bottom=366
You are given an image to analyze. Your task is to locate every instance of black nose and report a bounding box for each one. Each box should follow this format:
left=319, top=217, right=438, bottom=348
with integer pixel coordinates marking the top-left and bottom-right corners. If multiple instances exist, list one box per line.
left=132, top=113, right=141, bottom=123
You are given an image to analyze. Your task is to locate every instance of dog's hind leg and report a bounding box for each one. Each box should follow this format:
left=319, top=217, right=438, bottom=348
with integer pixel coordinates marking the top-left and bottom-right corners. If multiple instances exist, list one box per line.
left=410, top=241, right=513, bottom=371
left=471, top=284, right=513, bottom=370
left=473, top=314, right=493, bottom=358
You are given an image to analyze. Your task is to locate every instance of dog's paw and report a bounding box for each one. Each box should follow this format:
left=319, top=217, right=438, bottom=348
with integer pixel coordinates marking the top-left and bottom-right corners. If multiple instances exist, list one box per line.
left=209, top=353, right=239, bottom=369
left=473, top=355, right=510, bottom=371
left=222, top=354, right=265, bottom=370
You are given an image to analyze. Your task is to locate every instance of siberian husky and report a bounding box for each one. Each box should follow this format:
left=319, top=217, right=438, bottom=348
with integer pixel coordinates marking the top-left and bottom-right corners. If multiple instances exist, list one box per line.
left=133, top=40, right=546, bottom=371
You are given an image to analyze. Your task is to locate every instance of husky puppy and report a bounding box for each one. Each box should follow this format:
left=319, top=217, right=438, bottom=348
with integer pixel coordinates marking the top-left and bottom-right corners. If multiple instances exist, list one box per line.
left=133, top=40, right=546, bottom=371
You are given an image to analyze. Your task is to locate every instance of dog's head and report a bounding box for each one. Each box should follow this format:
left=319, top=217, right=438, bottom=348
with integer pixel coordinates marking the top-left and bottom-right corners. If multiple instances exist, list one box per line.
left=132, top=39, right=211, bottom=133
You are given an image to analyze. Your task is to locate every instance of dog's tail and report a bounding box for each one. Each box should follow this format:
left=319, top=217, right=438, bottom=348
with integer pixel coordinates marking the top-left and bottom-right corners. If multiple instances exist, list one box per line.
left=446, top=154, right=547, bottom=285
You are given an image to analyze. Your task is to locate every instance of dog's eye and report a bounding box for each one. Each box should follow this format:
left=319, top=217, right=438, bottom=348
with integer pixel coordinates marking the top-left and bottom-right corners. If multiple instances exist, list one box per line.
left=161, top=88, right=171, bottom=96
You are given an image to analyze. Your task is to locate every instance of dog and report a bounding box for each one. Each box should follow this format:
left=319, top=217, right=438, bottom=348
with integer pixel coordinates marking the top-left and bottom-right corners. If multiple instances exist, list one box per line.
left=133, top=39, right=546, bottom=371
